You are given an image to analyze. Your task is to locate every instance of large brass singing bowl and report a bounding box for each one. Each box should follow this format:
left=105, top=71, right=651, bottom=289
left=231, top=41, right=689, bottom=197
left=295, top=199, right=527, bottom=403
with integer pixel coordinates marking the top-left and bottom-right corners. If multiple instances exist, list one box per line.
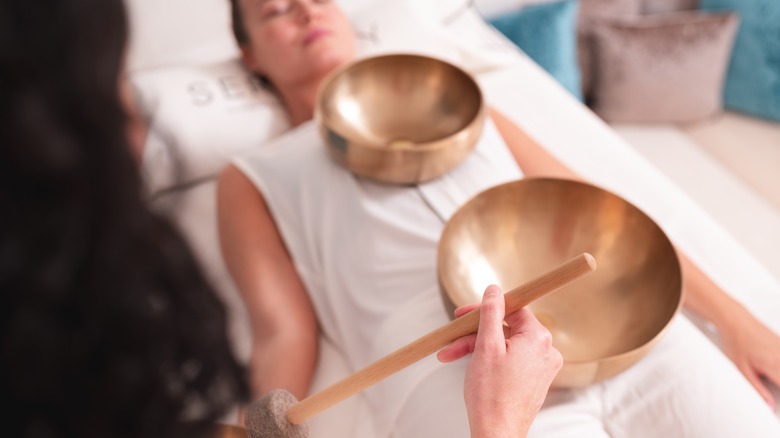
left=315, top=54, right=485, bottom=184
left=437, top=178, right=683, bottom=387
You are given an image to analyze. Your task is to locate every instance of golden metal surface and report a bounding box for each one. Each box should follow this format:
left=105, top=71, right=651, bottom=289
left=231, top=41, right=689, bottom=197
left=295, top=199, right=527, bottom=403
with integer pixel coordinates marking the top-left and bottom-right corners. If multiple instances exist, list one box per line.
left=437, top=178, right=683, bottom=387
left=315, top=54, right=485, bottom=184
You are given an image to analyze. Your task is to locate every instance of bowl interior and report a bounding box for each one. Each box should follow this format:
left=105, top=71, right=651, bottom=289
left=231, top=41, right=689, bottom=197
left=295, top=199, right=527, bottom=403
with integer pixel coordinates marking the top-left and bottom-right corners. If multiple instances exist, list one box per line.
left=318, top=54, right=482, bottom=148
left=438, top=178, right=682, bottom=363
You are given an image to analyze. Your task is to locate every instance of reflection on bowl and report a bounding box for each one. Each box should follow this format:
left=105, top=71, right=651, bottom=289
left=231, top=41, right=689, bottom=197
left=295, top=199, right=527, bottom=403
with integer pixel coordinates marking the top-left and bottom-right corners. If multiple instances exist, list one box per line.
left=437, top=178, right=683, bottom=387
left=315, top=54, right=485, bottom=184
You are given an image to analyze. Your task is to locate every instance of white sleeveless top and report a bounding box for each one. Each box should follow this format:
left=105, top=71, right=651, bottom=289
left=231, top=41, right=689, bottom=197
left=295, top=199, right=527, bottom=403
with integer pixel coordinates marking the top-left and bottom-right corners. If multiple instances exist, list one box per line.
left=233, top=117, right=522, bottom=435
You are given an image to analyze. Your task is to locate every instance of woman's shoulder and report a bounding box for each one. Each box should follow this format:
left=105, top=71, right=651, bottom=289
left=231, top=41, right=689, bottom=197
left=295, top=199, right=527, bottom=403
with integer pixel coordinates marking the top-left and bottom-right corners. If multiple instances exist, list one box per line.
left=232, top=120, right=324, bottom=176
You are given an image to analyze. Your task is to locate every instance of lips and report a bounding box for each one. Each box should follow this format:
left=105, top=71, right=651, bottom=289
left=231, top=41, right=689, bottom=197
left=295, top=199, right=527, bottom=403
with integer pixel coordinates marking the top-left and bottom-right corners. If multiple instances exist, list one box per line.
left=304, top=28, right=330, bottom=46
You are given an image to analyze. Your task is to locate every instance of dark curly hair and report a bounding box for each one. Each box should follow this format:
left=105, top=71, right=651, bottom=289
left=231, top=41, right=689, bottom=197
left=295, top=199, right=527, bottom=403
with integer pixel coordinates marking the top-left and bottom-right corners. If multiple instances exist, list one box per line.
left=0, top=1, right=249, bottom=437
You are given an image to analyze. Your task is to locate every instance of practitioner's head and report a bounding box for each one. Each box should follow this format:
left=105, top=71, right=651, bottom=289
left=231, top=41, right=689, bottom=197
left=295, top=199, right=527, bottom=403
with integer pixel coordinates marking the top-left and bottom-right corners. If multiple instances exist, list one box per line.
left=0, top=1, right=249, bottom=437
left=230, top=0, right=356, bottom=89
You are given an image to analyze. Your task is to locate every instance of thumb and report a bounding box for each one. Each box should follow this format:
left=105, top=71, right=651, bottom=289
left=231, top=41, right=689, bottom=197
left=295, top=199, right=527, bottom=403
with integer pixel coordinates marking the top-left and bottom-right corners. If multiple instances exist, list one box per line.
left=475, top=284, right=506, bottom=355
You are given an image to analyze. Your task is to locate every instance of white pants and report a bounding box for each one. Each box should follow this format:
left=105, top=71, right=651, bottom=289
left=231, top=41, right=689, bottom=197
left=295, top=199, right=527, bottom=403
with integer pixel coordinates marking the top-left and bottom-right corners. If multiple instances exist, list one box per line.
left=530, top=316, right=780, bottom=437
left=393, top=316, right=780, bottom=438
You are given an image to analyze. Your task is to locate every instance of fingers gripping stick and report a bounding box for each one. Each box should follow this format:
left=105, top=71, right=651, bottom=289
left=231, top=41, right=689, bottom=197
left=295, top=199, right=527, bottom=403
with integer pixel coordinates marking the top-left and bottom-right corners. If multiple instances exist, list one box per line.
left=245, top=253, right=597, bottom=438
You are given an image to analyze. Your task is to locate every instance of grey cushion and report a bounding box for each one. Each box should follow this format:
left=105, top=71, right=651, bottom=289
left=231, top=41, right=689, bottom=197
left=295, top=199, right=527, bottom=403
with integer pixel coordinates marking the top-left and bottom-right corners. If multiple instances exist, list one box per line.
left=642, top=0, right=698, bottom=14
left=579, top=0, right=643, bottom=26
left=578, top=0, right=643, bottom=100
left=590, top=12, right=738, bottom=123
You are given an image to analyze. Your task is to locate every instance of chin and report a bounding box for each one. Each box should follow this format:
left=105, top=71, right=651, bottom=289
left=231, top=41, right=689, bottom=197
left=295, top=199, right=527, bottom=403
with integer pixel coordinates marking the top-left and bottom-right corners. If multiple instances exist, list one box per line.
left=314, top=51, right=354, bottom=76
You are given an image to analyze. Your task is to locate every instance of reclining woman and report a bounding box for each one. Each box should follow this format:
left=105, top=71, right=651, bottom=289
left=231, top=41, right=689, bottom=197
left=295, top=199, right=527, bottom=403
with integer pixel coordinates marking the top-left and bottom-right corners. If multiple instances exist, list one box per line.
left=1, top=1, right=560, bottom=437
left=218, top=0, right=780, bottom=436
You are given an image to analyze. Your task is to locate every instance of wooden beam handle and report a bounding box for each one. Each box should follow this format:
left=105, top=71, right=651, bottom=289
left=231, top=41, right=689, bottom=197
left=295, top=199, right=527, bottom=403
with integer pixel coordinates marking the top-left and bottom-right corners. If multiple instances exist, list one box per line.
left=287, top=253, right=596, bottom=424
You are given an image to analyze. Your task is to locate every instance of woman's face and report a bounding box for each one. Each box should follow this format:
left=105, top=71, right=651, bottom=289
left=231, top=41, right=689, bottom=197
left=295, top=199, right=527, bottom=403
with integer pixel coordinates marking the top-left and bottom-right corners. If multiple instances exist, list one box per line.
left=239, top=0, right=356, bottom=88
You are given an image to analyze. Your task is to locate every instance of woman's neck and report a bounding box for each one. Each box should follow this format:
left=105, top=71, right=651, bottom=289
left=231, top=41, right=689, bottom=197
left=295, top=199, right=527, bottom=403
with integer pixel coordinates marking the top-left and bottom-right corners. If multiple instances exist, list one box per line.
left=277, top=78, right=321, bottom=127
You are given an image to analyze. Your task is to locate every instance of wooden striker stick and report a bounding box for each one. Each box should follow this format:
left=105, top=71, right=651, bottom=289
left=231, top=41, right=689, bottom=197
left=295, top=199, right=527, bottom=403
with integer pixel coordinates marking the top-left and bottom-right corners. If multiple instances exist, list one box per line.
left=287, top=253, right=597, bottom=424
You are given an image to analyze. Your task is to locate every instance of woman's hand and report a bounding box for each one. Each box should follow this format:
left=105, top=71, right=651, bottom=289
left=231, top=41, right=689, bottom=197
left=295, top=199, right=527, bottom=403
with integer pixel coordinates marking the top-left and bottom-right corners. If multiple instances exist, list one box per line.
left=717, top=306, right=780, bottom=410
left=438, top=285, right=563, bottom=438
left=678, top=252, right=779, bottom=410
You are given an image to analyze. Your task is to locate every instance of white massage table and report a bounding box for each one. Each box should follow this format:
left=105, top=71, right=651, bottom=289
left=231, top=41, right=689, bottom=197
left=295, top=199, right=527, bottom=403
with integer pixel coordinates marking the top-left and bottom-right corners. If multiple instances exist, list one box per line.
left=127, top=0, right=780, bottom=435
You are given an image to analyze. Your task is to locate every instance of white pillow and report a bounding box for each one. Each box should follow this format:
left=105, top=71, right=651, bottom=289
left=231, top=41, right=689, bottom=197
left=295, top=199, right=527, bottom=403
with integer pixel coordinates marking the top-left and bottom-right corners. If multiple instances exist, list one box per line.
left=473, top=0, right=560, bottom=18
left=134, top=0, right=473, bottom=194
left=132, top=0, right=522, bottom=195
left=354, top=0, right=524, bottom=74
left=421, top=4, right=526, bottom=74
left=125, top=0, right=403, bottom=71
left=126, top=0, right=240, bottom=71
left=350, top=0, right=462, bottom=63
left=134, top=59, right=290, bottom=194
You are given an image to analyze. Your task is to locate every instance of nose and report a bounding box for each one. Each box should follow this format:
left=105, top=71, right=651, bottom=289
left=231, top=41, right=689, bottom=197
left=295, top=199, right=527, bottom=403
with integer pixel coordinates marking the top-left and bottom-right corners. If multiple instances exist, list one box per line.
left=296, top=1, right=322, bottom=24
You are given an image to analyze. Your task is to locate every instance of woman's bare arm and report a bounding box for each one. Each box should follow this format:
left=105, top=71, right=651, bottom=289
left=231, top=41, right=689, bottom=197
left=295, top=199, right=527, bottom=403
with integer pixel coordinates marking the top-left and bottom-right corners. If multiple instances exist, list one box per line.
left=489, top=107, right=579, bottom=180
left=679, top=253, right=780, bottom=408
left=217, top=165, right=319, bottom=400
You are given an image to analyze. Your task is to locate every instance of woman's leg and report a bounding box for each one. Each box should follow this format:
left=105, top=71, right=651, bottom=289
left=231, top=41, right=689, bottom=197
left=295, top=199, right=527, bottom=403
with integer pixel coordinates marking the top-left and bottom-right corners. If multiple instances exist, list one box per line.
left=529, top=387, right=611, bottom=438
left=395, top=357, right=611, bottom=438
left=392, top=359, right=471, bottom=438
left=395, top=315, right=779, bottom=438
left=600, top=316, right=780, bottom=438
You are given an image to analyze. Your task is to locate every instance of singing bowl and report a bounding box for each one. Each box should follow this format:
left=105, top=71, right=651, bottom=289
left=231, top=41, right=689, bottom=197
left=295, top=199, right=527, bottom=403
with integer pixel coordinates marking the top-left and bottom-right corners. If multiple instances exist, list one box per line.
left=315, top=54, right=485, bottom=184
left=437, top=178, right=683, bottom=388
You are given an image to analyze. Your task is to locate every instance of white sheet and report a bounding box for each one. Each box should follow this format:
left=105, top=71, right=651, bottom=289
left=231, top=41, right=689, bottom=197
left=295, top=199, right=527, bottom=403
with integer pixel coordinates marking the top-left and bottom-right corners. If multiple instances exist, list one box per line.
left=132, top=1, right=780, bottom=431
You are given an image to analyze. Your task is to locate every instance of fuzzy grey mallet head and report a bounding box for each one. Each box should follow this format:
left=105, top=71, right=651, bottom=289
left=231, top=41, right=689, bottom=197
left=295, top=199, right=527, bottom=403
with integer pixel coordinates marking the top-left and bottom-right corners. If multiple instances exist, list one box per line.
left=245, top=389, right=309, bottom=438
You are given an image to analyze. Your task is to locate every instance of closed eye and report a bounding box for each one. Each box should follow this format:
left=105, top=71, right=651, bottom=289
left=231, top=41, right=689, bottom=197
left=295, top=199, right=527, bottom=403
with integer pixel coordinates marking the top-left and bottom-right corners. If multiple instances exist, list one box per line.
left=260, top=0, right=291, bottom=20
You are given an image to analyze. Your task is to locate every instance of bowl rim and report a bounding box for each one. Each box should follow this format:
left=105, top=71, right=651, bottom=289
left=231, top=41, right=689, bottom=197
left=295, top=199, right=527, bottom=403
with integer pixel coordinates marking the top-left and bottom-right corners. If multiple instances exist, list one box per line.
left=314, top=52, right=486, bottom=152
left=436, top=177, right=685, bottom=366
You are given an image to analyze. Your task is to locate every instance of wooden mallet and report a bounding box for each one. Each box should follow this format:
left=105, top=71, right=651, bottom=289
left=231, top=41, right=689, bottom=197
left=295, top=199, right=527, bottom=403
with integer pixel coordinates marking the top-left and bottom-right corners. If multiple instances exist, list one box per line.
left=245, top=253, right=597, bottom=438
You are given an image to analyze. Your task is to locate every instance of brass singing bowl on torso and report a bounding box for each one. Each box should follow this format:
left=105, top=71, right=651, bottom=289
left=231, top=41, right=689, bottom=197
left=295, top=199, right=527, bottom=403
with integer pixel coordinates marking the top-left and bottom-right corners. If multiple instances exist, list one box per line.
left=315, top=54, right=485, bottom=184
left=437, top=178, right=683, bottom=387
